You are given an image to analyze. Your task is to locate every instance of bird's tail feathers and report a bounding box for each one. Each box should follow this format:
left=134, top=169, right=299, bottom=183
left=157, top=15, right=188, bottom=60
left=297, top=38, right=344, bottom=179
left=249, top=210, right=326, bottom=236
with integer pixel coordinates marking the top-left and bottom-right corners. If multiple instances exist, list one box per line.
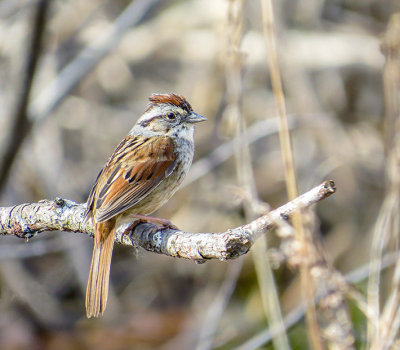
left=85, top=223, right=115, bottom=318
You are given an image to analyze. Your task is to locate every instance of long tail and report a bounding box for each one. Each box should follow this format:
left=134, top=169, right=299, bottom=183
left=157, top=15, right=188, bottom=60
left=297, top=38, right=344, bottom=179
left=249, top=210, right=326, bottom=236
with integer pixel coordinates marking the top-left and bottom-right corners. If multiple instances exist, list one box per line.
left=85, top=221, right=116, bottom=318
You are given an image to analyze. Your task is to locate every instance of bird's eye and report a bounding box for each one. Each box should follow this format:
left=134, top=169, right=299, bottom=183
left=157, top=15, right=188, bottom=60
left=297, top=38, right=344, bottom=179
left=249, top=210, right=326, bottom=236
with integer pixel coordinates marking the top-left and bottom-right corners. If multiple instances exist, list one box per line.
left=166, top=112, right=176, bottom=121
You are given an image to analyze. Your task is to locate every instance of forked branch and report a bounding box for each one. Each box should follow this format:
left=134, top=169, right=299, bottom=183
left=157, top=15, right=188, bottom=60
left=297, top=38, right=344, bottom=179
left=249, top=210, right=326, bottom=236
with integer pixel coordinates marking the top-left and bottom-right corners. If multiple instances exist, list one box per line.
left=0, top=180, right=336, bottom=261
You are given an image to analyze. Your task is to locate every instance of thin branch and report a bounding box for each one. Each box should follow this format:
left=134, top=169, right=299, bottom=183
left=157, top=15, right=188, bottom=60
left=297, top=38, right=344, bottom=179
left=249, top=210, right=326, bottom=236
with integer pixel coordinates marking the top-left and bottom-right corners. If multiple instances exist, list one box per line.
left=28, top=0, right=162, bottom=122
left=0, top=0, right=51, bottom=192
left=0, top=181, right=335, bottom=262
left=185, top=117, right=295, bottom=188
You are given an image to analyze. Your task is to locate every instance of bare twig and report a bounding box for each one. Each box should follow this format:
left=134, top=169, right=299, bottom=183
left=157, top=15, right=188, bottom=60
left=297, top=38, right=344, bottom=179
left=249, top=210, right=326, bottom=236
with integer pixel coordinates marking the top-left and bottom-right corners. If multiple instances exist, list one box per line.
left=0, top=181, right=335, bottom=262
left=0, top=0, right=51, bottom=192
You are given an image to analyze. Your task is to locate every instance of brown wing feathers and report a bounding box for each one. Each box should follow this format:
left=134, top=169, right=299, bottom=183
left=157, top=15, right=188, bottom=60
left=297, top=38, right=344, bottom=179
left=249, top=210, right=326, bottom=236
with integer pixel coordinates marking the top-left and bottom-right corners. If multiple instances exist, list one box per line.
left=86, top=135, right=176, bottom=223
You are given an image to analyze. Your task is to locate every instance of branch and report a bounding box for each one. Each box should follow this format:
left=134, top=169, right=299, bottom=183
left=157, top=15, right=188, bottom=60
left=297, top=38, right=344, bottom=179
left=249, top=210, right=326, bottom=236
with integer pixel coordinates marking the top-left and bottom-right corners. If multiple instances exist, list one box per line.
left=0, top=181, right=336, bottom=262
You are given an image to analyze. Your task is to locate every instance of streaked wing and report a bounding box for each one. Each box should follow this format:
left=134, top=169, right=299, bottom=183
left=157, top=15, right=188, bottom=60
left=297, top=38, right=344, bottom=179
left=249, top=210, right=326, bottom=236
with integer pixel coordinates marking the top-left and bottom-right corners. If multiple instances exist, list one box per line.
left=87, top=135, right=177, bottom=223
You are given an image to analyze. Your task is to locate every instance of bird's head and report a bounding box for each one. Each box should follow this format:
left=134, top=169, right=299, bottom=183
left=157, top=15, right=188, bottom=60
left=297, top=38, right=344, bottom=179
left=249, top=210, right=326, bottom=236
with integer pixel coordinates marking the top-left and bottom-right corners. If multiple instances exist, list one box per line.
left=132, top=94, right=206, bottom=138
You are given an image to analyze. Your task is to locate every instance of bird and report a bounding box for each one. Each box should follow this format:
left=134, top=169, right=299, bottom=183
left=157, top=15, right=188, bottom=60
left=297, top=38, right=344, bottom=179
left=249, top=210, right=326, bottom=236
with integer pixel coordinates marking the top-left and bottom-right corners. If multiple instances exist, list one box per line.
left=84, top=93, right=206, bottom=318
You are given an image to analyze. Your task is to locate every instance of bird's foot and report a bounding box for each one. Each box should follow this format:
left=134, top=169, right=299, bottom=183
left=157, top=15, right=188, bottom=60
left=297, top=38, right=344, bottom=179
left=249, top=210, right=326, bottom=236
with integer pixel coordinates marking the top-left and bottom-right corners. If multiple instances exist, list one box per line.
left=133, top=214, right=179, bottom=230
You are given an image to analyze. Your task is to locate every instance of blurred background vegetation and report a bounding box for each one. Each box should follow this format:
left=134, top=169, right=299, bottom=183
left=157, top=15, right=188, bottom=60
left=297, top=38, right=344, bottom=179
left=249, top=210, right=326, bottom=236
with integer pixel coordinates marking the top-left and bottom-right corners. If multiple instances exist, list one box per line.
left=0, top=0, right=399, bottom=349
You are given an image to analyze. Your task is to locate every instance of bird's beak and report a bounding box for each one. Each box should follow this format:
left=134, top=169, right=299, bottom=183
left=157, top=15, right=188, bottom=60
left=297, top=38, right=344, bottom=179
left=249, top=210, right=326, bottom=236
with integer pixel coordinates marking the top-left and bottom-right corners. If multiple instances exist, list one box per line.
left=186, top=112, right=207, bottom=124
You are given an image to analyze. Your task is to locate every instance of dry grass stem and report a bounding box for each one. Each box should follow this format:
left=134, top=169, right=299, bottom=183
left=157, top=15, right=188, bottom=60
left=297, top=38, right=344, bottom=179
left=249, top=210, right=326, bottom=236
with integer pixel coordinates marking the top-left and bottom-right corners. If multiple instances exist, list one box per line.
left=260, top=0, right=325, bottom=348
left=192, top=2, right=248, bottom=347
left=235, top=250, right=400, bottom=350
left=368, top=14, right=400, bottom=349
left=224, top=1, right=290, bottom=349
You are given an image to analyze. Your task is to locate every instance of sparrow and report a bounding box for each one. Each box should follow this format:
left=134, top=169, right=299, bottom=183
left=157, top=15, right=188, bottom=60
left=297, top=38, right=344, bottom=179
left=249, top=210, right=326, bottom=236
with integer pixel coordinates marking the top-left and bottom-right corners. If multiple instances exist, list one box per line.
left=84, top=93, right=206, bottom=318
